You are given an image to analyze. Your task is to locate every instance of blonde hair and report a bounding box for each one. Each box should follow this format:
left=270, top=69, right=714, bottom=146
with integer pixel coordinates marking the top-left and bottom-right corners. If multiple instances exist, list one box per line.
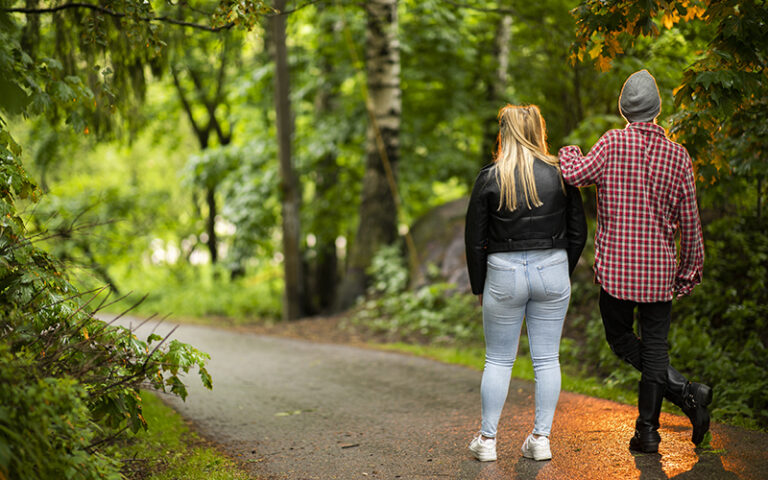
left=493, top=104, right=563, bottom=211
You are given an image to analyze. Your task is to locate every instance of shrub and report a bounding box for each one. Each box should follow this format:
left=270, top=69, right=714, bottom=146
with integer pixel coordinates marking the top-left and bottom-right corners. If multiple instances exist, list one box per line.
left=351, top=245, right=482, bottom=344
left=1, top=126, right=213, bottom=478
left=672, top=214, right=768, bottom=428
left=0, top=344, right=121, bottom=479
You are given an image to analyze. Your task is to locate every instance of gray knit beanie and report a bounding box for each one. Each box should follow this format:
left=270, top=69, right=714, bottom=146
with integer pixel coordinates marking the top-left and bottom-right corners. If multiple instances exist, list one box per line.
left=619, top=70, right=661, bottom=123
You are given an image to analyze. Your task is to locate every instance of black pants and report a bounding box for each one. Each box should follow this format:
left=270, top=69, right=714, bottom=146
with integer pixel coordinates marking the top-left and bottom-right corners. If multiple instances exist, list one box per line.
left=598, top=288, right=671, bottom=385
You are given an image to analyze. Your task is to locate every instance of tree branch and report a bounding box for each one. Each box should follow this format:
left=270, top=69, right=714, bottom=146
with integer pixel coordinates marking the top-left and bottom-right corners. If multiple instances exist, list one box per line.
left=2, top=2, right=236, bottom=32
left=187, top=67, right=230, bottom=145
left=171, top=66, right=211, bottom=147
left=3, top=0, right=327, bottom=27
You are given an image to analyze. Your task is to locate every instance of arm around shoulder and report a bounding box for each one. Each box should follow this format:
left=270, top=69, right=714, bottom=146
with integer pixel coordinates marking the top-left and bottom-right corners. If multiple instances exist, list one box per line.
left=558, top=132, right=612, bottom=187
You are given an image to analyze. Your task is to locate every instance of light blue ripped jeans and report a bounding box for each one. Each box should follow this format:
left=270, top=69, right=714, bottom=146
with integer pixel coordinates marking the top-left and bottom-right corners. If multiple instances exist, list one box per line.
left=480, top=249, right=570, bottom=439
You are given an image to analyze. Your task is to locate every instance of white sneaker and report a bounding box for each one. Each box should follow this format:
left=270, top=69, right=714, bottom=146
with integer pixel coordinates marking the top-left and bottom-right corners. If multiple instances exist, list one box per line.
left=469, top=435, right=497, bottom=462
left=521, top=434, right=552, bottom=461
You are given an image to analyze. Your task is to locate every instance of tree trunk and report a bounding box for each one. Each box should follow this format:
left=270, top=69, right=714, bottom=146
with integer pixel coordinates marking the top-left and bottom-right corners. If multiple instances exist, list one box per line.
left=205, top=186, right=218, bottom=264
left=336, top=0, right=401, bottom=310
left=479, top=14, right=512, bottom=167
left=271, top=0, right=304, bottom=321
left=307, top=4, right=341, bottom=313
left=171, top=66, right=223, bottom=265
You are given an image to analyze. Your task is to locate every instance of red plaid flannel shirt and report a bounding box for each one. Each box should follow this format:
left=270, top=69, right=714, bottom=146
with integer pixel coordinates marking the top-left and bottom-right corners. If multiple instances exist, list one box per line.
left=558, top=123, right=704, bottom=303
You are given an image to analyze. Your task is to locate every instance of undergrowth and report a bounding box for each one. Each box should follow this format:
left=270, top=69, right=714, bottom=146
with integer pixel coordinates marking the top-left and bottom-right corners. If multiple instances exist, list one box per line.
left=99, top=263, right=283, bottom=324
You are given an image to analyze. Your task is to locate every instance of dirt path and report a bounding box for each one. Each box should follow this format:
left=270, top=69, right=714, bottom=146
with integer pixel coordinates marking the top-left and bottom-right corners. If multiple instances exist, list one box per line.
left=114, top=317, right=767, bottom=480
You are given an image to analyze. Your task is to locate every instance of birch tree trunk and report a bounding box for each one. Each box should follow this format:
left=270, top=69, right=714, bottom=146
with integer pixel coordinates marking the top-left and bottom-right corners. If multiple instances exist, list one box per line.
left=271, top=0, right=304, bottom=320
left=336, top=0, right=401, bottom=309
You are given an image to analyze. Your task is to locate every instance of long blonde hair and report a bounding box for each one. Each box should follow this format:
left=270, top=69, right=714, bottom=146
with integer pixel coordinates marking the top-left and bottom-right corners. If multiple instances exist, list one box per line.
left=493, top=104, right=563, bottom=211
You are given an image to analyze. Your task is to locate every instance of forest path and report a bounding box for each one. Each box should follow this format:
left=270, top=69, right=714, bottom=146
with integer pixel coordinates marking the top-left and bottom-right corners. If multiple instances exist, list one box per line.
left=113, top=317, right=767, bottom=480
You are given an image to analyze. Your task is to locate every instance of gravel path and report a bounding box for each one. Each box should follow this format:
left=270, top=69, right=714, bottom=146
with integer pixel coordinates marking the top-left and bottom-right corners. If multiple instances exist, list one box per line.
left=113, top=317, right=767, bottom=480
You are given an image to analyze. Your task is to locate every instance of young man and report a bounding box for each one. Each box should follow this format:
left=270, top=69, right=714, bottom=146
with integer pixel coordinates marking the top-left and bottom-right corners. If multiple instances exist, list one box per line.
left=558, top=70, right=711, bottom=453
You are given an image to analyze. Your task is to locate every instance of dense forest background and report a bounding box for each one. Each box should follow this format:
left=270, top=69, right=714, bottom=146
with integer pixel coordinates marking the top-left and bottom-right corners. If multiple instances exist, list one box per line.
left=1, top=0, right=766, bottom=477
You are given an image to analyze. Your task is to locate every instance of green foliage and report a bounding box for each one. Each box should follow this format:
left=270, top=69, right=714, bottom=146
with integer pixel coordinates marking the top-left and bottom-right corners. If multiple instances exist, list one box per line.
left=0, top=274, right=214, bottom=479
left=1, top=0, right=273, bottom=135
left=571, top=0, right=768, bottom=180
left=672, top=214, right=768, bottom=428
left=1, top=110, right=212, bottom=480
left=365, top=244, right=409, bottom=295
left=217, top=142, right=281, bottom=268
left=563, top=113, right=625, bottom=148
left=110, top=263, right=283, bottom=322
left=352, top=245, right=482, bottom=343
left=0, top=344, right=121, bottom=480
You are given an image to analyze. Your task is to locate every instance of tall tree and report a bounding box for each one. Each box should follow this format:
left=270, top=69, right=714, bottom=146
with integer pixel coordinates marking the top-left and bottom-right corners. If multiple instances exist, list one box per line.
left=170, top=32, right=238, bottom=265
left=270, top=0, right=305, bottom=320
left=479, top=13, right=512, bottom=166
left=307, top=4, right=343, bottom=313
left=337, top=0, right=402, bottom=309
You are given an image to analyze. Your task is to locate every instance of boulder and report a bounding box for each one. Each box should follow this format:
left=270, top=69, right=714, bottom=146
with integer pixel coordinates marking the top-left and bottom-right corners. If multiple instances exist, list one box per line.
left=408, top=197, right=471, bottom=292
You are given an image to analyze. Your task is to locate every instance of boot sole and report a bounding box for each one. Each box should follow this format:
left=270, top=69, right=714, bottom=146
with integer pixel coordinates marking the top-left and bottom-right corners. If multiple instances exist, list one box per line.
left=629, top=439, right=659, bottom=453
left=691, top=383, right=713, bottom=446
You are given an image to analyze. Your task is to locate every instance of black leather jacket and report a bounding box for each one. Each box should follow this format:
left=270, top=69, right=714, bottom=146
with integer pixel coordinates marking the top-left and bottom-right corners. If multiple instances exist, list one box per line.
left=465, top=161, right=588, bottom=295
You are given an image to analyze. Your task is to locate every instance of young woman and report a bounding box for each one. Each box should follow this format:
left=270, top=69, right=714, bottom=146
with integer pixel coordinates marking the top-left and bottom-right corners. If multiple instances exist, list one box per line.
left=464, top=104, right=587, bottom=462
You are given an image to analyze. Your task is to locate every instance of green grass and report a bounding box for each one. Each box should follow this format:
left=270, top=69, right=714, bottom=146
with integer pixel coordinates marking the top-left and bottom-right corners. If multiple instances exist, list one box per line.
left=380, top=342, right=762, bottom=429
left=116, top=391, right=255, bottom=480
left=375, top=342, right=638, bottom=406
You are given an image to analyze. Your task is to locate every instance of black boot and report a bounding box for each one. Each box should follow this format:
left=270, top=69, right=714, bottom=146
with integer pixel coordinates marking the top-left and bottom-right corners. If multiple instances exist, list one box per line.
left=629, top=380, right=665, bottom=453
left=665, top=366, right=713, bottom=445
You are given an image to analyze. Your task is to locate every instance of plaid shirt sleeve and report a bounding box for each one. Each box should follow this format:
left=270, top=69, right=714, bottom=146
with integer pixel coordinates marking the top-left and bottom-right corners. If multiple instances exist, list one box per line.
left=673, top=154, right=704, bottom=297
left=558, top=133, right=611, bottom=187
left=557, top=124, right=704, bottom=302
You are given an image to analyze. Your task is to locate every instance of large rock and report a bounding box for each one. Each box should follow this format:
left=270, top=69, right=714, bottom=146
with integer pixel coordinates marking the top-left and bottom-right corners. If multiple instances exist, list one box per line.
left=408, top=197, right=471, bottom=292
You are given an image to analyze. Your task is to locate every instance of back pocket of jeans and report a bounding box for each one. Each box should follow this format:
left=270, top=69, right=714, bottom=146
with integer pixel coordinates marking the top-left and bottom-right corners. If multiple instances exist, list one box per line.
left=486, top=261, right=516, bottom=301
left=536, top=258, right=569, bottom=297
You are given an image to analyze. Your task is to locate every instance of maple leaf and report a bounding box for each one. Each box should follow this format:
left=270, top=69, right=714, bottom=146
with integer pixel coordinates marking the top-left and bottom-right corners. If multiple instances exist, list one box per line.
left=605, top=35, right=624, bottom=56
left=589, top=42, right=603, bottom=59
left=596, top=55, right=613, bottom=72
left=662, top=11, right=678, bottom=29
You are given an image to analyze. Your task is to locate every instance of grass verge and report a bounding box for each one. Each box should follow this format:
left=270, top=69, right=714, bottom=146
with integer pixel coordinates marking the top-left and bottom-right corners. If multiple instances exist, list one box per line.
left=375, top=342, right=638, bottom=406
left=378, top=343, right=758, bottom=432
left=117, top=391, right=255, bottom=480
left=369, top=341, right=765, bottom=432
